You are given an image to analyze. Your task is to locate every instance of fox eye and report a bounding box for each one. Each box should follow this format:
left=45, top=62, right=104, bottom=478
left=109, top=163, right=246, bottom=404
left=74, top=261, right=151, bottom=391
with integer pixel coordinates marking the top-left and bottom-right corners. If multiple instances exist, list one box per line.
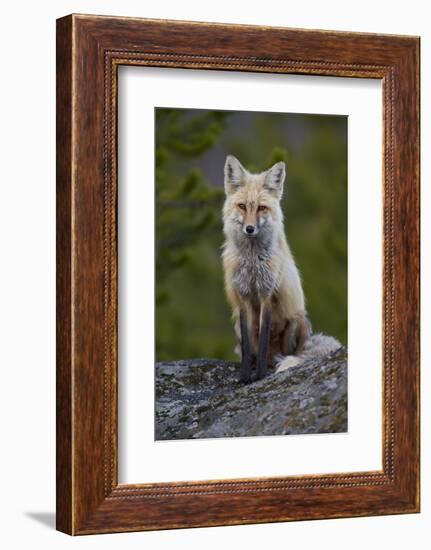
left=237, top=203, right=246, bottom=211
left=258, top=205, right=268, bottom=212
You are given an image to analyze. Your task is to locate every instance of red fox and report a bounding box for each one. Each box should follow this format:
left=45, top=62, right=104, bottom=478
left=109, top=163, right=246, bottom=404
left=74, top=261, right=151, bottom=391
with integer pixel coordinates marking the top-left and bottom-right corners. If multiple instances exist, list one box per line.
left=222, top=155, right=340, bottom=383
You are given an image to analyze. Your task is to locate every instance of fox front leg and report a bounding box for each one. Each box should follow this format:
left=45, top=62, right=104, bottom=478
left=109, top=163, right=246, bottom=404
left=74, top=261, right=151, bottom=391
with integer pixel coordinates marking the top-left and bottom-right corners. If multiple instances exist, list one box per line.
left=256, top=303, right=271, bottom=380
left=239, top=309, right=252, bottom=383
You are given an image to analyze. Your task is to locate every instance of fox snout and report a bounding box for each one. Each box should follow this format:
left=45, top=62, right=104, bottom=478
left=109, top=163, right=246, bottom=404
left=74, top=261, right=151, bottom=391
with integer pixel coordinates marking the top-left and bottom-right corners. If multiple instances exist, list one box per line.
left=244, top=224, right=257, bottom=236
left=239, top=210, right=259, bottom=236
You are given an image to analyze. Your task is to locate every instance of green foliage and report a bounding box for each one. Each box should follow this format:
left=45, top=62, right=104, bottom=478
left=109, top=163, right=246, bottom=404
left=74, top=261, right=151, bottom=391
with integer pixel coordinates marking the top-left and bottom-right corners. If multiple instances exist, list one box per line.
left=155, top=108, right=347, bottom=361
left=155, top=109, right=233, bottom=360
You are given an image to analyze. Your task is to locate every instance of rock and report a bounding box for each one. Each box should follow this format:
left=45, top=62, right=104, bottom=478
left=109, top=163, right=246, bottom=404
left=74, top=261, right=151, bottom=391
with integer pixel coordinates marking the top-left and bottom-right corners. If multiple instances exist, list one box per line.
left=155, top=347, right=347, bottom=440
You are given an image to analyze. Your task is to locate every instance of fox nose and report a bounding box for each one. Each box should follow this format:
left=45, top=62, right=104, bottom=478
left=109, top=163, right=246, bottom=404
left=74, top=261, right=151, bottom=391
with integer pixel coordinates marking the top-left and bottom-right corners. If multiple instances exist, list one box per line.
left=246, top=225, right=255, bottom=234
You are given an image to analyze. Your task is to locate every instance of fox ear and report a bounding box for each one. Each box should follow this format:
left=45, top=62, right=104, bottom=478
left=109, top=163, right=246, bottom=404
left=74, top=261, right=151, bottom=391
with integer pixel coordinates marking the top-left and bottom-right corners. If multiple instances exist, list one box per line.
left=224, top=155, right=247, bottom=195
left=264, top=161, right=286, bottom=198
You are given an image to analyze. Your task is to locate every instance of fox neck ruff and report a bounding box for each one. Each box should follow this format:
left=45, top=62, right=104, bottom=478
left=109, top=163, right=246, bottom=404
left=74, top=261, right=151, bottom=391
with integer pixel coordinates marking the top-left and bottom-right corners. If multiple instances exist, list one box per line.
left=230, top=229, right=280, bottom=300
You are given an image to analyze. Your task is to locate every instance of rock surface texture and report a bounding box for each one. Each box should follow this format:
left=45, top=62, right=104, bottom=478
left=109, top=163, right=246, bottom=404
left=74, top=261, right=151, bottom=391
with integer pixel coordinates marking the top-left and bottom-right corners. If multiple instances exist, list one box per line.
left=155, top=347, right=347, bottom=440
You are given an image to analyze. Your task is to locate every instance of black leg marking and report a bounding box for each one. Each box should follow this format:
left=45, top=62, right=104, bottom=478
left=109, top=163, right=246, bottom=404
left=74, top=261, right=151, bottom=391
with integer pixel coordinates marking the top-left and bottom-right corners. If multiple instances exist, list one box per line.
left=239, top=309, right=252, bottom=383
left=256, top=307, right=271, bottom=380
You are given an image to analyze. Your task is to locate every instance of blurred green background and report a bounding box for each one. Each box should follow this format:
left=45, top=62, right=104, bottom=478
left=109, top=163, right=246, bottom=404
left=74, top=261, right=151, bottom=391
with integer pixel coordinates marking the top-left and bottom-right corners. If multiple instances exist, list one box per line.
left=155, top=107, right=347, bottom=361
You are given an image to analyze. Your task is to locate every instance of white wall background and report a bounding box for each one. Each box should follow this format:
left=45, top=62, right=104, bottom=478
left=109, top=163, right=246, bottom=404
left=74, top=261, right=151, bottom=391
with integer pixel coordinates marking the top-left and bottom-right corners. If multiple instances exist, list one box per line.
left=0, top=0, right=427, bottom=548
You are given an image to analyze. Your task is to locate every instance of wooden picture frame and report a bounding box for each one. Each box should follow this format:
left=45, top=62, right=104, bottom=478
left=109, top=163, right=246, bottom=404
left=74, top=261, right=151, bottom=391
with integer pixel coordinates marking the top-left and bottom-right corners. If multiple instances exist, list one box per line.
left=56, top=14, right=420, bottom=535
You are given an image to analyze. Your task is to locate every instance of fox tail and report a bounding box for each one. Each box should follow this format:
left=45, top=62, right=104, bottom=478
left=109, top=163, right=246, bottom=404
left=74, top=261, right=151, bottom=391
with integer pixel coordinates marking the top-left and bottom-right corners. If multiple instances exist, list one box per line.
left=275, top=333, right=342, bottom=373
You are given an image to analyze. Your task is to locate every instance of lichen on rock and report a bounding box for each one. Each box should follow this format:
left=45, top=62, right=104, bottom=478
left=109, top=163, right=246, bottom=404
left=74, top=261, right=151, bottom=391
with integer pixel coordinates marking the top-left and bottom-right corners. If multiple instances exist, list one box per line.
left=155, top=347, right=347, bottom=440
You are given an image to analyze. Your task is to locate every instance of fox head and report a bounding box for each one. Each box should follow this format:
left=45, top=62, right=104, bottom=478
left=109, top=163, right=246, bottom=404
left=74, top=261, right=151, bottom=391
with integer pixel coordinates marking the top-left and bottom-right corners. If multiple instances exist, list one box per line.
left=222, top=155, right=286, bottom=244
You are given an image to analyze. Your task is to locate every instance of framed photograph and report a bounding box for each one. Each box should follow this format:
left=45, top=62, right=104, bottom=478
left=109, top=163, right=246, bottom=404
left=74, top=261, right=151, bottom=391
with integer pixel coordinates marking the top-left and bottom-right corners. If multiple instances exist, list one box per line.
left=56, top=14, right=420, bottom=535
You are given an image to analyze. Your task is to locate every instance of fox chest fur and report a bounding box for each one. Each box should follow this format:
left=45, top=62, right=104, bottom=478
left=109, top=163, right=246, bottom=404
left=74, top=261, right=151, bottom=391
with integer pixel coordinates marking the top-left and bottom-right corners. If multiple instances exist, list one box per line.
left=231, top=240, right=277, bottom=301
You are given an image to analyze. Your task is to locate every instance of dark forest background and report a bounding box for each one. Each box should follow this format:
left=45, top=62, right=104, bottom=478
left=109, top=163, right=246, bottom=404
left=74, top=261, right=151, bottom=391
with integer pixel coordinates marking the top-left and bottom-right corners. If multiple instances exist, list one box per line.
left=155, top=107, right=347, bottom=361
